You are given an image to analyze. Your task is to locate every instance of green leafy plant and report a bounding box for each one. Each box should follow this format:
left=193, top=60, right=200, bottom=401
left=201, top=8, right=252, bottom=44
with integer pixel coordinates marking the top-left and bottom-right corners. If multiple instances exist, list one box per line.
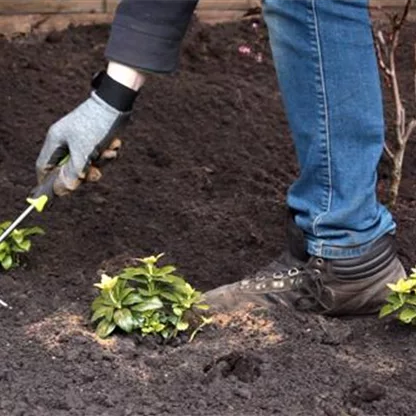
left=91, top=254, right=211, bottom=340
left=379, top=269, right=416, bottom=324
left=0, top=222, right=44, bottom=270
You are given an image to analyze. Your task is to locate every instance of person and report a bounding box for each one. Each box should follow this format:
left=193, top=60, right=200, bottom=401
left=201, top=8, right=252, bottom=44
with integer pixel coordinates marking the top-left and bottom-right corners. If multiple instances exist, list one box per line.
left=36, top=0, right=405, bottom=316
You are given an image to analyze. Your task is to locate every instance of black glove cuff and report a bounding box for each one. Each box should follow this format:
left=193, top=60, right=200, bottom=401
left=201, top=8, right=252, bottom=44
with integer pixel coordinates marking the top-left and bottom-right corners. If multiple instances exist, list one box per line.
left=92, top=71, right=139, bottom=112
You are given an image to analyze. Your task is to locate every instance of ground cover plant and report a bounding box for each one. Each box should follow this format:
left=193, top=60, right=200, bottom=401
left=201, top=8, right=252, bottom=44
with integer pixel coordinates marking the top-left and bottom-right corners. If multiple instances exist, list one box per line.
left=1, top=13, right=416, bottom=416
left=380, top=269, right=416, bottom=324
left=0, top=222, right=44, bottom=270
left=91, top=254, right=210, bottom=340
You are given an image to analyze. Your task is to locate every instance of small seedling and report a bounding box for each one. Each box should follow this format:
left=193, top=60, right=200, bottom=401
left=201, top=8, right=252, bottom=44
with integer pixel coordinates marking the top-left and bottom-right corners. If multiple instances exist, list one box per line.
left=91, top=254, right=211, bottom=340
left=379, top=269, right=416, bottom=324
left=0, top=222, right=44, bottom=270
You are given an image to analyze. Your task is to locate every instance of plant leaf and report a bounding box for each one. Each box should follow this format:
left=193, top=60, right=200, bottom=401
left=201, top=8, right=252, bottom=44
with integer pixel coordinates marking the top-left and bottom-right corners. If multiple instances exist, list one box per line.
left=121, top=287, right=135, bottom=300
left=94, top=274, right=119, bottom=291
left=160, top=291, right=179, bottom=303
left=138, top=288, right=160, bottom=297
left=91, top=294, right=115, bottom=310
left=399, top=307, right=416, bottom=324
left=119, top=267, right=150, bottom=280
left=153, top=265, right=177, bottom=276
left=91, top=306, right=114, bottom=323
left=386, top=292, right=400, bottom=304
left=114, top=308, right=135, bottom=333
left=21, top=226, right=45, bottom=237
left=131, top=296, right=164, bottom=312
left=11, top=230, right=24, bottom=244
left=173, top=306, right=183, bottom=316
left=405, top=295, right=416, bottom=306
left=138, top=253, right=164, bottom=266
left=194, top=303, right=210, bottom=311
left=162, top=274, right=187, bottom=287
left=387, top=278, right=416, bottom=293
left=123, top=292, right=143, bottom=306
left=176, top=321, right=189, bottom=331
left=17, top=239, right=31, bottom=252
left=96, top=319, right=116, bottom=338
left=0, top=221, right=12, bottom=231
left=379, top=303, right=397, bottom=318
left=1, top=255, right=13, bottom=270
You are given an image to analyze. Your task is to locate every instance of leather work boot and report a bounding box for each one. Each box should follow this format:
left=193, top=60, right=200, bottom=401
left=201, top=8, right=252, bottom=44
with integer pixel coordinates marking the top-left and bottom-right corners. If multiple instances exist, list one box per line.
left=204, top=217, right=406, bottom=316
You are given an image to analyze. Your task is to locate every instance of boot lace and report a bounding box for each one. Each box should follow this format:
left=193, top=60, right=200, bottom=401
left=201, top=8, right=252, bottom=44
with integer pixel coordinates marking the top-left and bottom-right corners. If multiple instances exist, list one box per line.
left=239, top=260, right=330, bottom=311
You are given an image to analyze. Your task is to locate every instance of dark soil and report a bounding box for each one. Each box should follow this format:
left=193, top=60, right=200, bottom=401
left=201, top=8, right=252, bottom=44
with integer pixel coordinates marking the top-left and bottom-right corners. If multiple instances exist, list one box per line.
left=1, top=16, right=416, bottom=416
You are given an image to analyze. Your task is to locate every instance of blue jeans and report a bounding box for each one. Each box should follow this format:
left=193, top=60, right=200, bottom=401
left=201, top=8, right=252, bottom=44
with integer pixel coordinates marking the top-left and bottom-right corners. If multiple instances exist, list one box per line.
left=263, top=0, right=395, bottom=259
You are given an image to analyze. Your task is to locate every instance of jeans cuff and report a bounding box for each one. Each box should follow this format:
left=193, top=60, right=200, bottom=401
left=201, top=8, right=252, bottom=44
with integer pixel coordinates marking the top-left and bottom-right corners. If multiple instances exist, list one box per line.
left=306, top=231, right=396, bottom=259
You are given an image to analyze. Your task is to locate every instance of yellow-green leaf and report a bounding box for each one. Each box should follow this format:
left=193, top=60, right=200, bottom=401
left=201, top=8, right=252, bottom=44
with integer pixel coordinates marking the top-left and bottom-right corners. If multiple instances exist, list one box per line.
left=1, top=255, right=13, bottom=270
left=139, top=253, right=164, bottom=266
left=114, top=308, right=135, bottom=333
left=91, top=306, right=114, bottom=323
left=11, top=230, right=24, bottom=244
left=131, top=296, right=163, bottom=312
left=122, top=292, right=143, bottom=306
left=387, top=278, right=416, bottom=293
left=173, top=306, right=183, bottom=316
left=176, top=321, right=189, bottom=331
left=405, top=295, right=416, bottom=306
left=194, top=303, right=210, bottom=311
left=154, top=265, right=176, bottom=276
left=399, top=307, right=416, bottom=324
left=96, top=319, right=116, bottom=339
left=94, top=274, right=119, bottom=291
left=17, top=240, right=31, bottom=252
left=21, top=226, right=45, bottom=237
left=379, top=303, right=397, bottom=318
left=160, top=291, right=179, bottom=303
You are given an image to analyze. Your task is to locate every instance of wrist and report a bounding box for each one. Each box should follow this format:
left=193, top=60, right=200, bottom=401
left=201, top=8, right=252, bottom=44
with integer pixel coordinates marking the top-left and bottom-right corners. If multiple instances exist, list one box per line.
left=107, top=61, right=146, bottom=91
left=92, top=70, right=139, bottom=112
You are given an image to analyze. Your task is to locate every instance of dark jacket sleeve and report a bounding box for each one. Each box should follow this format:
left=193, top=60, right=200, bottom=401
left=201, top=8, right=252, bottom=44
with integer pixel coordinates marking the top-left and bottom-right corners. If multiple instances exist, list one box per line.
left=105, top=0, right=199, bottom=73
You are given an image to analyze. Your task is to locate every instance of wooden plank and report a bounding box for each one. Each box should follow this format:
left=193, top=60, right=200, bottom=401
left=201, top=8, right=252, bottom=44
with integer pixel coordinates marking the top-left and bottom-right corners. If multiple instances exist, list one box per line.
left=0, top=12, right=112, bottom=37
left=106, top=0, right=119, bottom=14
left=0, top=0, right=105, bottom=14
left=195, top=9, right=250, bottom=23
left=197, top=0, right=260, bottom=10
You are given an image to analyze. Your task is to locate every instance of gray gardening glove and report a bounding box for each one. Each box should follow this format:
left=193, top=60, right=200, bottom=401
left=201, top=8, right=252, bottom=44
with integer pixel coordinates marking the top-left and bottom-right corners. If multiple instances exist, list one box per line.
left=36, top=92, right=130, bottom=196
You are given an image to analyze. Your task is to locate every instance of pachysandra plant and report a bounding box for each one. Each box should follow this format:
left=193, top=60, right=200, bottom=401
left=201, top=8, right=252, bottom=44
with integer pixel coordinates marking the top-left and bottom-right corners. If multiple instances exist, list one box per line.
left=0, top=222, right=45, bottom=270
left=91, top=253, right=211, bottom=340
left=379, top=268, right=416, bottom=324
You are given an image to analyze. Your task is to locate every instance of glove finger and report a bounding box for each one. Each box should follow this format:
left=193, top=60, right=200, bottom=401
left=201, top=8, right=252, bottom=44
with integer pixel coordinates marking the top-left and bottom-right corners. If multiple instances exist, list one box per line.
left=108, top=137, right=122, bottom=151
left=53, top=156, right=84, bottom=196
left=100, top=149, right=118, bottom=161
left=85, top=166, right=102, bottom=183
left=36, top=144, right=68, bottom=185
left=93, top=137, right=122, bottom=168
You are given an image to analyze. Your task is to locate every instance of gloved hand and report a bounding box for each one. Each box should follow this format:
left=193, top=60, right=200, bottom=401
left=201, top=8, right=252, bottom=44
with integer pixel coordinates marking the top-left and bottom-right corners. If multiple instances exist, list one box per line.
left=36, top=91, right=130, bottom=196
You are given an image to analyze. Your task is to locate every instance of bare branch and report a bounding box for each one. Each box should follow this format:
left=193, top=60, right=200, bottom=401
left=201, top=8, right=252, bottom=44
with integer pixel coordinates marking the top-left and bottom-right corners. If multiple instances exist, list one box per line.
left=404, top=119, right=416, bottom=144
left=374, top=32, right=392, bottom=77
left=383, top=143, right=395, bottom=162
left=376, top=0, right=414, bottom=207
left=396, top=0, right=412, bottom=30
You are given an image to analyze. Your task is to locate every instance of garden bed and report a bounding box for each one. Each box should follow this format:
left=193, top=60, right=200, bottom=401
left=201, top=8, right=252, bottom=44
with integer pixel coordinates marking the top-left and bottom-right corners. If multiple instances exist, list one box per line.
left=0, top=17, right=416, bottom=416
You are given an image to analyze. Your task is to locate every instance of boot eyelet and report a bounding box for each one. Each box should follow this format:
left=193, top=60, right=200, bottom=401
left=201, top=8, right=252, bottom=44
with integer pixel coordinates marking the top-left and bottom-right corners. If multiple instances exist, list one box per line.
left=315, top=258, right=324, bottom=266
left=288, top=268, right=299, bottom=277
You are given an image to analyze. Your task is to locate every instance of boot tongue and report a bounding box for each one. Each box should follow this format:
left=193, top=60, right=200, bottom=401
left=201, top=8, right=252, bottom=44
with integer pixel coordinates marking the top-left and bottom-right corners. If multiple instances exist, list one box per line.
left=286, top=212, right=309, bottom=262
